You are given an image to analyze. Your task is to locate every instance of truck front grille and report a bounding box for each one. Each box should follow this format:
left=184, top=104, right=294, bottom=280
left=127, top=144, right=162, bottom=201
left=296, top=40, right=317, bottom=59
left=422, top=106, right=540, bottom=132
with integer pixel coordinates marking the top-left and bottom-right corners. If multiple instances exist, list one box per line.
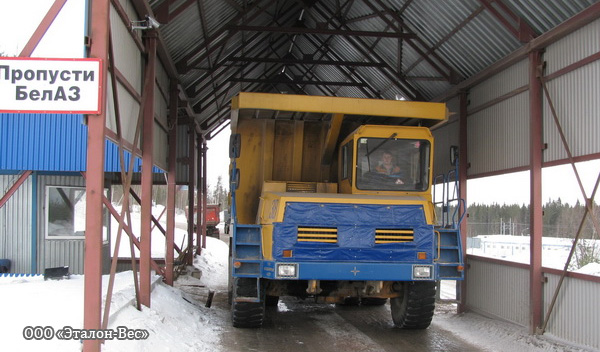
left=375, top=229, right=414, bottom=243
left=286, top=182, right=317, bottom=193
left=297, top=227, right=338, bottom=243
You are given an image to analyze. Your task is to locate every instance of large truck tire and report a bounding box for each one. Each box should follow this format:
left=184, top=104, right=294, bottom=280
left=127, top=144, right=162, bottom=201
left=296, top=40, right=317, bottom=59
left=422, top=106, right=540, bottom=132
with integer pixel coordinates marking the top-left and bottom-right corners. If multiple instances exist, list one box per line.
left=390, top=281, right=436, bottom=329
left=232, top=278, right=265, bottom=328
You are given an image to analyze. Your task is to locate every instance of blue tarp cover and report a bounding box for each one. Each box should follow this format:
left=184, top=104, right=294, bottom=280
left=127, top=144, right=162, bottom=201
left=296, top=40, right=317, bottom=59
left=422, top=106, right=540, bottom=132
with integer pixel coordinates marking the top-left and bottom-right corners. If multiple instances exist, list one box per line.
left=273, top=202, right=433, bottom=262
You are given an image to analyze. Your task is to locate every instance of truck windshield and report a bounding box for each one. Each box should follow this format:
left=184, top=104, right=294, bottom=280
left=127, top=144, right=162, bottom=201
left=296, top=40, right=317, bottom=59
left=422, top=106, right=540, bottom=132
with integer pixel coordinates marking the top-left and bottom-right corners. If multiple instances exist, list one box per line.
left=355, top=137, right=430, bottom=192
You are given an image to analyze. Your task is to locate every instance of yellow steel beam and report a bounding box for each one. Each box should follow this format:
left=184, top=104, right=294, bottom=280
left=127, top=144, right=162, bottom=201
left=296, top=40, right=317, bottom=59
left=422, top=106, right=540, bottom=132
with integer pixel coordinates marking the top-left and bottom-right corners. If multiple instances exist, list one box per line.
left=231, top=92, right=448, bottom=120
left=322, top=113, right=344, bottom=165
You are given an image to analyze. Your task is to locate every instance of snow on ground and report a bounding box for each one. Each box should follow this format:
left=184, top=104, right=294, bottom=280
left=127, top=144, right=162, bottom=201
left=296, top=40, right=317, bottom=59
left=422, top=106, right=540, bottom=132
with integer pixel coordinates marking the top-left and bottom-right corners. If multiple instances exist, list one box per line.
left=105, top=236, right=230, bottom=351
left=110, top=205, right=190, bottom=258
left=433, top=304, right=588, bottom=352
left=575, top=262, right=600, bottom=276
left=0, top=235, right=593, bottom=351
left=468, top=235, right=600, bottom=274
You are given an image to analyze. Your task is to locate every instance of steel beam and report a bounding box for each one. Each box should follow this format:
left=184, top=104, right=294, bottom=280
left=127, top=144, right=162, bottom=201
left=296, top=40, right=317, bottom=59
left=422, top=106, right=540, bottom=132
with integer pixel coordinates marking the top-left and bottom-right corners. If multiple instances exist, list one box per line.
left=228, top=25, right=418, bottom=39
left=139, top=30, right=158, bottom=308
left=0, top=171, right=32, bottom=208
left=478, top=0, right=536, bottom=42
left=435, top=1, right=600, bottom=102
left=83, top=0, right=110, bottom=350
left=165, top=83, right=179, bottom=286
left=201, top=138, right=208, bottom=250
left=458, top=91, right=468, bottom=314
left=528, top=50, right=544, bottom=334
left=187, top=121, right=196, bottom=265
left=19, top=0, right=67, bottom=57
left=229, top=77, right=367, bottom=87
left=228, top=56, right=387, bottom=67
left=176, top=0, right=278, bottom=72
left=195, top=133, right=203, bottom=255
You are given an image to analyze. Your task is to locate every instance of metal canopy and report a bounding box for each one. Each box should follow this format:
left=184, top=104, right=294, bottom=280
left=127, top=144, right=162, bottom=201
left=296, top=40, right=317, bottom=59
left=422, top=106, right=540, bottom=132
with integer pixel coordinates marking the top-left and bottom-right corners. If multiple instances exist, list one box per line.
left=138, top=0, right=598, bottom=137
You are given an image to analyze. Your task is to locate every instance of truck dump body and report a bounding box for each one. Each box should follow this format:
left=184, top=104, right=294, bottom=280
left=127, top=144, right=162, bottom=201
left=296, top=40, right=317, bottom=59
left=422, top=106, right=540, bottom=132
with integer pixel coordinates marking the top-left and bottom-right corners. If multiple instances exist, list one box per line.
left=228, top=92, right=463, bottom=329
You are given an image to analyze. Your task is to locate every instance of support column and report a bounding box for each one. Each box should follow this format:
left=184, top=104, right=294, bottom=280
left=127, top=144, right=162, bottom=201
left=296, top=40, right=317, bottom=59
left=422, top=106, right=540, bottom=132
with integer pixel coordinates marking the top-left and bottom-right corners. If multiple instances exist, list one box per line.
left=187, top=122, right=196, bottom=265
left=140, top=29, right=157, bottom=308
left=196, top=133, right=206, bottom=254
left=458, top=90, right=469, bottom=313
left=529, top=50, right=544, bottom=334
left=165, top=83, right=178, bottom=286
left=201, top=139, right=208, bottom=249
left=196, top=133, right=203, bottom=255
left=83, top=0, right=110, bottom=350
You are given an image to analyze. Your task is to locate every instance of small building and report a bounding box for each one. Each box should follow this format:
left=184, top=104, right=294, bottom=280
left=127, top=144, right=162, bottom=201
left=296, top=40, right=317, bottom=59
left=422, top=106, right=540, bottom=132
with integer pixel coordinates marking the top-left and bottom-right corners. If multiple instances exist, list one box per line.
left=0, top=112, right=164, bottom=275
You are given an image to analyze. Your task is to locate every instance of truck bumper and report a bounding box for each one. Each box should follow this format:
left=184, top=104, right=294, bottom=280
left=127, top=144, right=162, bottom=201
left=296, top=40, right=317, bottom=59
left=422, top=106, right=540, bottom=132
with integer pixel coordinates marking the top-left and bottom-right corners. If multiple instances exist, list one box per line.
left=260, top=261, right=437, bottom=281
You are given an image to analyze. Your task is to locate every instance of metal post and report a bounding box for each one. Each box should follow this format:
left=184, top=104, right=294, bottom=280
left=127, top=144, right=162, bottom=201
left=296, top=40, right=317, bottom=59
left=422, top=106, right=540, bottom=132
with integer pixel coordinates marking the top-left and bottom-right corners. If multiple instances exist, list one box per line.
left=165, top=83, right=178, bottom=285
left=83, top=0, right=110, bottom=350
left=196, top=132, right=203, bottom=255
left=458, top=90, right=469, bottom=313
left=140, top=29, right=157, bottom=308
left=202, top=138, right=208, bottom=249
left=187, top=122, right=196, bottom=264
left=529, top=50, right=544, bottom=334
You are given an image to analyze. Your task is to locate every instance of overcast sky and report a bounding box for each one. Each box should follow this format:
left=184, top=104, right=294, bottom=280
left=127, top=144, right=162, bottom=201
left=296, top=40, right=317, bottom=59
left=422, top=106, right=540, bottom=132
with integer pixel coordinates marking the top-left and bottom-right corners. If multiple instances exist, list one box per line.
left=2, top=1, right=599, bottom=206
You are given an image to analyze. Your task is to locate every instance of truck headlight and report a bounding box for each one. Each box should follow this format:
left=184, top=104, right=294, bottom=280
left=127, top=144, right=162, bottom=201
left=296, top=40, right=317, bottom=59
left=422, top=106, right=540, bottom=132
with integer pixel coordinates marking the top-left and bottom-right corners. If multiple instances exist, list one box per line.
left=413, top=265, right=433, bottom=279
left=276, top=263, right=298, bottom=278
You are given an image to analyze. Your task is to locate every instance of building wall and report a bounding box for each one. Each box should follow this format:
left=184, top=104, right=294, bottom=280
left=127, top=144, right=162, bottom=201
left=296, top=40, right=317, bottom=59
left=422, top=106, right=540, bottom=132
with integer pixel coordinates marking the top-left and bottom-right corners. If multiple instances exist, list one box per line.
left=544, top=271, right=600, bottom=350
left=448, top=18, right=600, bottom=178
left=0, top=173, right=110, bottom=275
left=0, top=114, right=88, bottom=171
left=0, top=173, right=33, bottom=273
left=104, top=0, right=172, bottom=173
left=465, top=256, right=530, bottom=327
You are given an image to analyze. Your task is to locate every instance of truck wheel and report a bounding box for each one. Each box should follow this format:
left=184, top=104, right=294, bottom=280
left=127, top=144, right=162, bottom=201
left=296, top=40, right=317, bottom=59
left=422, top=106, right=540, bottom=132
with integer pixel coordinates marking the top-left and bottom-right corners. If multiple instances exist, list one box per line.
left=361, top=297, right=388, bottom=306
left=390, top=281, right=436, bottom=329
left=232, top=278, right=265, bottom=328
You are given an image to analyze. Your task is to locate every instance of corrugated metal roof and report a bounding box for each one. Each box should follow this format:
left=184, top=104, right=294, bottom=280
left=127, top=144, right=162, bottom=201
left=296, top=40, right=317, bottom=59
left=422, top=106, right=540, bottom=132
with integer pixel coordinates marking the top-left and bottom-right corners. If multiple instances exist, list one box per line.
left=149, top=0, right=599, bottom=133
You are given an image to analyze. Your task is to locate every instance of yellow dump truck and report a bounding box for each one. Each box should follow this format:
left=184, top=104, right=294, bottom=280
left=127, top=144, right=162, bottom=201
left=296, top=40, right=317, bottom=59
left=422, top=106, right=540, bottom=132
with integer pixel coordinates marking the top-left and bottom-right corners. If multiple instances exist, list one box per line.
left=228, top=92, right=463, bottom=328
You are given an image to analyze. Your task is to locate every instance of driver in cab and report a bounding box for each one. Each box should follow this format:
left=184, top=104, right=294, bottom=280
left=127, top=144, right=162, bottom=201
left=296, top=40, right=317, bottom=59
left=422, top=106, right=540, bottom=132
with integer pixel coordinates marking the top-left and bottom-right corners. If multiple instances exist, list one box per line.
left=375, top=151, right=404, bottom=185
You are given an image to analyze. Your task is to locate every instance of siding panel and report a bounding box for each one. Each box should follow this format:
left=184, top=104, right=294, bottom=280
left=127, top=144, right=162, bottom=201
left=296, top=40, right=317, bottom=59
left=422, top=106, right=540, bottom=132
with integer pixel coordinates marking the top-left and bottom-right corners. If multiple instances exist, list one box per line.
left=467, top=92, right=529, bottom=175
left=0, top=174, right=32, bottom=273
left=466, top=257, right=529, bottom=326
left=544, top=273, right=600, bottom=350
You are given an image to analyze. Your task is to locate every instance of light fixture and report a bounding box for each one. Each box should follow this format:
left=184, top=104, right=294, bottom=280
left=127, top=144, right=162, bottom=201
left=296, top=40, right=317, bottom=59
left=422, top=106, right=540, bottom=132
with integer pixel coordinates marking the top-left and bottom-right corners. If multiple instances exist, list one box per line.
left=131, top=15, right=160, bottom=31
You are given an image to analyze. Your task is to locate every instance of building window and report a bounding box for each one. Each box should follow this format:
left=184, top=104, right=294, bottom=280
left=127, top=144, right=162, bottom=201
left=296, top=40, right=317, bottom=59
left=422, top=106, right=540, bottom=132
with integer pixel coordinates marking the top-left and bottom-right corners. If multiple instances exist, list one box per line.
left=46, top=186, right=108, bottom=241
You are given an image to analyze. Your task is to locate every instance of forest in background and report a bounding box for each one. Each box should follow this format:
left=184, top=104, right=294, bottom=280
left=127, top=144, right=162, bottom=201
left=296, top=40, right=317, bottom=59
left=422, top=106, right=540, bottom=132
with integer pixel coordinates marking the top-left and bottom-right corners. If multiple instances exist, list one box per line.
left=466, top=199, right=599, bottom=240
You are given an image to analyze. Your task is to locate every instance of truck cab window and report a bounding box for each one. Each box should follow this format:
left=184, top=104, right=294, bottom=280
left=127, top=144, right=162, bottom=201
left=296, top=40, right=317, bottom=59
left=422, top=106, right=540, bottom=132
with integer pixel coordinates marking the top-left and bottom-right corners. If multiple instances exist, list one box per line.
left=356, top=137, right=430, bottom=192
left=341, top=142, right=353, bottom=181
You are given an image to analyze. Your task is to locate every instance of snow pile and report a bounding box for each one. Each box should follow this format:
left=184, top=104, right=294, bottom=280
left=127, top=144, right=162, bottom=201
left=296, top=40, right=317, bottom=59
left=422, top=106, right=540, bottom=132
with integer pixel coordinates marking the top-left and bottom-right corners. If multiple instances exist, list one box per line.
left=575, top=262, right=600, bottom=276
left=104, top=237, right=229, bottom=351
left=103, top=284, right=223, bottom=352
left=0, top=272, right=157, bottom=352
left=193, top=237, right=229, bottom=289
left=434, top=305, right=586, bottom=352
